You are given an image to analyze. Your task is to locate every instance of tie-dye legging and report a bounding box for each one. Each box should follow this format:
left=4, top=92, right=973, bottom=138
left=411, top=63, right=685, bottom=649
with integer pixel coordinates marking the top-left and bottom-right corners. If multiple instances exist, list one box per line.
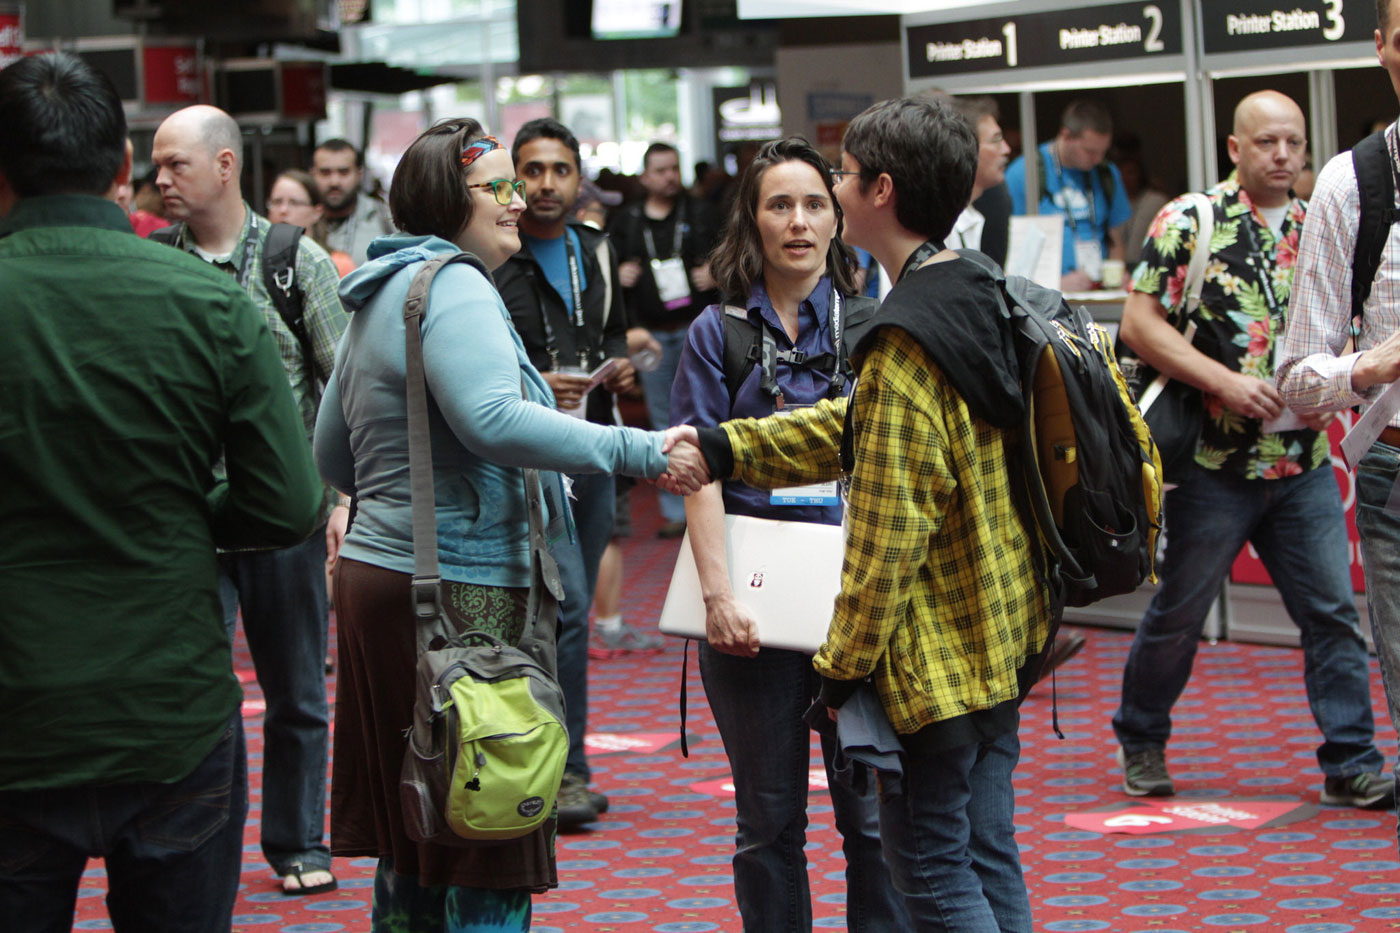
left=371, top=859, right=531, bottom=932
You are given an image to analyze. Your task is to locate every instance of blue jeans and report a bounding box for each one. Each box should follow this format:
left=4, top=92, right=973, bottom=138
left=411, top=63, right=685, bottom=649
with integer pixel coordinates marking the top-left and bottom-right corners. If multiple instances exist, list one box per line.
left=0, top=716, right=247, bottom=933
left=219, top=527, right=332, bottom=874
left=639, top=327, right=689, bottom=523
left=1354, top=440, right=1400, bottom=849
left=1115, top=464, right=1382, bottom=777
left=699, top=644, right=907, bottom=932
left=880, top=724, right=1031, bottom=932
left=554, top=471, right=616, bottom=778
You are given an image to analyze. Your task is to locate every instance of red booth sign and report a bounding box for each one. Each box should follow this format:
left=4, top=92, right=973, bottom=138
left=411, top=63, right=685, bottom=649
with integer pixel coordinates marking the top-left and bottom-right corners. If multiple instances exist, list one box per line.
left=143, top=45, right=199, bottom=105
left=0, top=9, right=22, bottom=70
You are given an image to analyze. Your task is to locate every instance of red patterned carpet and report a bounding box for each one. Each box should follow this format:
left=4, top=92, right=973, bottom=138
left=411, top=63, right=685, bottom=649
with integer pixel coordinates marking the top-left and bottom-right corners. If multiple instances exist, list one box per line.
left=69, top=491, right=1400, bottom=932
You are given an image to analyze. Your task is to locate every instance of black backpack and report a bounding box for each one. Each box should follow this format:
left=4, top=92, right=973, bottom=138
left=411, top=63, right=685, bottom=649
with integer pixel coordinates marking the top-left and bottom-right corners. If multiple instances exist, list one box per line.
left=719, top=295, right=880, bottom=409
left=149, top=222, right=325, bottom=386
left=960, top=250, right=1163, bottom=610
left=1350, top=129, right=1400, bottom=321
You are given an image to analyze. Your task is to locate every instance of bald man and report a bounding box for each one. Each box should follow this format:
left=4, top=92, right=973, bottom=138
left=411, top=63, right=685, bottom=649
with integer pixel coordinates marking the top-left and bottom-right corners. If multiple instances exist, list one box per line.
left=151, top=105, right=348, bottom=895
left=1111, top=90, right=1392, bottom=809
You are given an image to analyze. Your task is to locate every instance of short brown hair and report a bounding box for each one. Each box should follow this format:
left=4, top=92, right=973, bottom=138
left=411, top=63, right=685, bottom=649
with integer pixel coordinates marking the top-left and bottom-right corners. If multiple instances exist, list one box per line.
left=1061, top=99, right=1113, bottom=137
left=389, top=118, right=488, bottom=241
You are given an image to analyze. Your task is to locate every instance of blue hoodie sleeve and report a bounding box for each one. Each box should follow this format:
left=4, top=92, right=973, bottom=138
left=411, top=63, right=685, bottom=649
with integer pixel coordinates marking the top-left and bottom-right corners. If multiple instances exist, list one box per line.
left=421, top=263, right=668, bottom=478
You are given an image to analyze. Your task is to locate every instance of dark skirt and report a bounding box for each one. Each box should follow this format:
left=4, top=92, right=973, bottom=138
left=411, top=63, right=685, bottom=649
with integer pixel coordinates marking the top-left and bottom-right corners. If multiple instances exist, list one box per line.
left=330, top=557, right=557, bottom=891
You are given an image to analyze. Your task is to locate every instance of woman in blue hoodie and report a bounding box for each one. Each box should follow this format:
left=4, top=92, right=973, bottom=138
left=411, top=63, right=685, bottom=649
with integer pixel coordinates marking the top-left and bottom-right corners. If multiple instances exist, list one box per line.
left=313, top=118, right=704, bottom=932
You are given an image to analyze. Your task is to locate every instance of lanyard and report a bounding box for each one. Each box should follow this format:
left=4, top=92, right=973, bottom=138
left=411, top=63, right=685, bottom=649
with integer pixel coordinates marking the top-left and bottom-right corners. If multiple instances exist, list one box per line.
left=1049, top=142, right=1097, bottom=235
left=898, top=238, right=947, bottom=282
left=1240, top=198, right=1286, bottom=326
left=539, top=230, right=592, bottom=370
left=641, top=200, right=686, bottom=261
left=234, top=210, right=259, bottom=290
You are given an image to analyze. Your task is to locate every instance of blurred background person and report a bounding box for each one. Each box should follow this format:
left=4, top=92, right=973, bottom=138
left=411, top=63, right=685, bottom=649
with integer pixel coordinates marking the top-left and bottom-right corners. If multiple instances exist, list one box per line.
left=268, top=168, right=355, bottom=277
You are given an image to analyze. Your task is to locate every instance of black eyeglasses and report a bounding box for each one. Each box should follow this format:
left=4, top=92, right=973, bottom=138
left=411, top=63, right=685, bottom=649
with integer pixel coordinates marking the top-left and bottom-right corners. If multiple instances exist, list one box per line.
left=829, top=170, right=860, bottom=182
left=467, top=178, right=526, bottom=205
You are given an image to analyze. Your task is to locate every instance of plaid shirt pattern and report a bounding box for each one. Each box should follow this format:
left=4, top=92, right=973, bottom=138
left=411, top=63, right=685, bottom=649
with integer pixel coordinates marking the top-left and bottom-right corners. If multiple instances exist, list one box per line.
left=168, top=205, right=347, bottom=441
left=722, top=327, right=1051, bottom=735
left=1279, top=125, right=1400, bottom=421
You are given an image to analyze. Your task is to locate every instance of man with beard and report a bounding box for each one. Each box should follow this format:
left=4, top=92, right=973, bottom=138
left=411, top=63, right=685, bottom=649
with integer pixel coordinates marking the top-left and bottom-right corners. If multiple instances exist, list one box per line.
left=311, top=138, right=395, bottom=267
left=496, top=118, right=646, bottom=827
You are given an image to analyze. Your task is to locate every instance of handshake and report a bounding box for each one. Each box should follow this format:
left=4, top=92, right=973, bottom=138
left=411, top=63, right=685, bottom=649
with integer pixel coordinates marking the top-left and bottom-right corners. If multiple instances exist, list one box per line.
left=657, top=425, right=711, bottom=496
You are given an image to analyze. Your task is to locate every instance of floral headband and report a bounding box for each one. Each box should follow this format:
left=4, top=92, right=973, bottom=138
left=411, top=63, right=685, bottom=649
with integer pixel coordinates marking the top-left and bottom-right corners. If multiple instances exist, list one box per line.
left=460, top=135, right=502, bottom=168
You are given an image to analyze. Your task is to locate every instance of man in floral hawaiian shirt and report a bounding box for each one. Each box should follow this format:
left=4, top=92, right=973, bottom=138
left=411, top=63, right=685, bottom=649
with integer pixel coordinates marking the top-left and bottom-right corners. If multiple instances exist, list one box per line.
left=1111, top=90, right=1392, bottom=809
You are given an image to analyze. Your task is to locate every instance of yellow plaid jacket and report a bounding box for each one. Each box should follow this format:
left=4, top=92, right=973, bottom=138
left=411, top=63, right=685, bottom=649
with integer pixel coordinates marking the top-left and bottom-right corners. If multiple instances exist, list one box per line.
left=721, top=327, right=1051, bottom=735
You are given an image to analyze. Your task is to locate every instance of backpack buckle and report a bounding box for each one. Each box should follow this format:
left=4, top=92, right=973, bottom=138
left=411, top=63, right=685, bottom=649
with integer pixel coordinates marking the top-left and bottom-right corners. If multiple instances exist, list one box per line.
left=273, top=267, right=295, bottom=295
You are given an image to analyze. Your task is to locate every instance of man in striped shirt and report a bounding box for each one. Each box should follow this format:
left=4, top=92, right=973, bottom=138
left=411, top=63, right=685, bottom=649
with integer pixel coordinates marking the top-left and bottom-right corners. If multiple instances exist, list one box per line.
left=1278, top=0, right=1400, bottom=847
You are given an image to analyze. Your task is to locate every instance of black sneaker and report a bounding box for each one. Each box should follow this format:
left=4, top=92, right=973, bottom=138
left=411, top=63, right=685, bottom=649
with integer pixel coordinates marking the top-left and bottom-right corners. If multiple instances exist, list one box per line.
left=589, top=789, right=610, bottom=815
left=1321, top=772, right=1396, bottom=809
left=557, top=772, right=599, bottom=830
left=1117, top=746, right=1174, bottom=797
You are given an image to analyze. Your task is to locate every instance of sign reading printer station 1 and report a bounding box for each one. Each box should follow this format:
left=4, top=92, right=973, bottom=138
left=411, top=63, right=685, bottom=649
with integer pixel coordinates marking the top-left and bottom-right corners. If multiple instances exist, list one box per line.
left=907, top=2, right=1182, bottom=78
left=1201, top=0, right=1372, bottom=53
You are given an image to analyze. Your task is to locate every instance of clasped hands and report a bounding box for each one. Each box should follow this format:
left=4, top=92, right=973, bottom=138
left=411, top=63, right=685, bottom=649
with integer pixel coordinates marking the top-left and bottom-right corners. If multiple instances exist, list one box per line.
left=657, top=424, right=709, bottom=496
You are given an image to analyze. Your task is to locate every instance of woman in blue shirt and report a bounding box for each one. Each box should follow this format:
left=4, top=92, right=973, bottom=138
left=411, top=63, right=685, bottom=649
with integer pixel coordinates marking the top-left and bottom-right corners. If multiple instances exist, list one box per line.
left=314, top=118, right=704, bottom=932
left=670, top=136, right=906, bottom=931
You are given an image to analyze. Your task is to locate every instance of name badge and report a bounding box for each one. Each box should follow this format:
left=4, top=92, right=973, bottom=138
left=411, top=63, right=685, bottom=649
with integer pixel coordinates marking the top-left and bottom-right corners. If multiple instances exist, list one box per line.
left=1074, top=238, right=1104, bottom=282
left=770, top=480, right=840, bottom=507
left=651, top=256, right=691, bottom=309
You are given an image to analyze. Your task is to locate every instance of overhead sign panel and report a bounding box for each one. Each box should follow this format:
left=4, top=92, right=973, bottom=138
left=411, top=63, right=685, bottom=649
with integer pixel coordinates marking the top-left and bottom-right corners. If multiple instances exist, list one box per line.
left=906, top=2, right=1182, bottom=79
left=1201, top=0, right=1371, bottom=53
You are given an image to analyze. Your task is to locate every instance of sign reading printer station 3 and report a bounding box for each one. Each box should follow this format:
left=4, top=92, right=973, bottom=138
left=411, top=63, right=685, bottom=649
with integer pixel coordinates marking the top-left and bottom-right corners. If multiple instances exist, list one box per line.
left=906, top=2, right=1182, bottom=78
left=1201, top=0, right=1371, bottom=53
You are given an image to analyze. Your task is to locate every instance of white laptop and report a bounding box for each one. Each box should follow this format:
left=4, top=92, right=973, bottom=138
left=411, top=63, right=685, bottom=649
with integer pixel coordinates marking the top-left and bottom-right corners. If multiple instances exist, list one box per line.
left=657, top=514, right=846, bottom=655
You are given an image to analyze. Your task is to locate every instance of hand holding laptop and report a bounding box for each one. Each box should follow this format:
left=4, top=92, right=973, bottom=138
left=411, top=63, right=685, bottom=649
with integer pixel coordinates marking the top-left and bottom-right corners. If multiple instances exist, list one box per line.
left=704, top=591, right=761, bottom=657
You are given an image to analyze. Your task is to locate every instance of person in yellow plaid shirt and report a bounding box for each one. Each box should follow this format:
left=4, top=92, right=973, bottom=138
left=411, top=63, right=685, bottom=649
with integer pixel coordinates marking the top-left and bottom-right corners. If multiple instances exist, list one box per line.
left=673, top=98, right=1051, bottom=931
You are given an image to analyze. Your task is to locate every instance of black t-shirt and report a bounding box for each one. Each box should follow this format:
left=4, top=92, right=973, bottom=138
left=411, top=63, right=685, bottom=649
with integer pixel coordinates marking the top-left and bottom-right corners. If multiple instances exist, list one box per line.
left=607, top=195, right=718, bottom=329
left=973, top=183, right=1012, bottom=268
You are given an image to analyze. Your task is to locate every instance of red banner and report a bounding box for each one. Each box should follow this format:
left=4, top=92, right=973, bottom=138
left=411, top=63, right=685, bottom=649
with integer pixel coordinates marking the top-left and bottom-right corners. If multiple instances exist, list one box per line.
left=0, top=10, right=22, bottom=70
left=1231, top=411, right=1366, bottom=593
left=279, top=61, right=326, bottom=121
left=143, top=45, right=199, bottom=105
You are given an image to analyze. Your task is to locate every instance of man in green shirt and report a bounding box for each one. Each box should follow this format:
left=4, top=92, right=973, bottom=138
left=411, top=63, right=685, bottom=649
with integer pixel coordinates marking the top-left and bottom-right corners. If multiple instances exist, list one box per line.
left=151, top=103, right=348, bottom=896
left=0, top=53, right=322, bottom=931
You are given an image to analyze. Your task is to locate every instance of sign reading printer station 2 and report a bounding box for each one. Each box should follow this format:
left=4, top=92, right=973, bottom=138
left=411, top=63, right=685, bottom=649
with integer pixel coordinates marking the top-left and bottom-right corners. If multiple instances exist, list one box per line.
left=906, top=2, right=1182, bottom=78
left=1201, top=0, right=1372, bottom=53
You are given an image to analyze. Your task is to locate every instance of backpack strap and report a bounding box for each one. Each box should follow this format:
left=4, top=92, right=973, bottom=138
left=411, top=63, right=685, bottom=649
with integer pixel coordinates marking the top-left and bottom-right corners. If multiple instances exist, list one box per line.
left=403, top=252, right=558, bottom=664
left=147, top=224, right=181, bottom=246
left=720, top=300, right=856, bottom=410
left=260, top=222, right=322, bottom=386
left=1351, top=129, right=1399, bottom=322
left=1182, top=192, right=1214, bottom=315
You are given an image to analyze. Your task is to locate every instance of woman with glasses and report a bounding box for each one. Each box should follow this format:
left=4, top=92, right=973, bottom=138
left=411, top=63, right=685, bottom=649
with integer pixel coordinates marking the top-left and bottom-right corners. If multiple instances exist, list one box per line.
left=670, top=136, right=909, bottom=930
left=313, top=117, right=706, bottom=931
left=266, top=168, right=355, bottom=277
